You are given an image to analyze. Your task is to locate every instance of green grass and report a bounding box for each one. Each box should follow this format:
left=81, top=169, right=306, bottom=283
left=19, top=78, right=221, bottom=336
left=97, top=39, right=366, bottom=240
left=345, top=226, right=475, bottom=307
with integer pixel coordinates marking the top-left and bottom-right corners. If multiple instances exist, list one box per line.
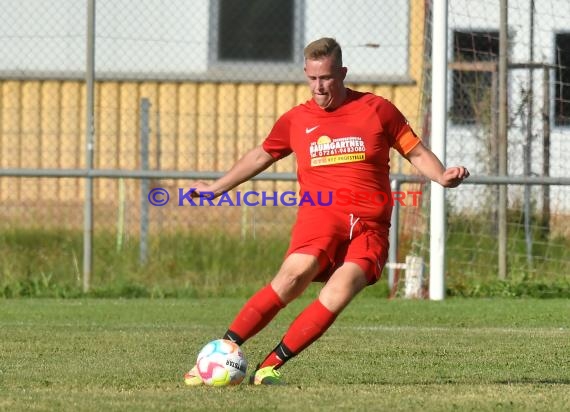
left=1, top=227, right=569, bottom=298
left=0, top=229, right=291, bottom=298
left=444, top=213, right=570, bottom=281
left=1, top=297, right=569, bottom=411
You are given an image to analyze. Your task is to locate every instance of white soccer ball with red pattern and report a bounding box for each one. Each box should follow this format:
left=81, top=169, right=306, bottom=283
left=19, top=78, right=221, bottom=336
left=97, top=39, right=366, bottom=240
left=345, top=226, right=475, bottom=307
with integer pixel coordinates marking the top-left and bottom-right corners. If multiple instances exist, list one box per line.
left=196, top=339, right=247, bottom=386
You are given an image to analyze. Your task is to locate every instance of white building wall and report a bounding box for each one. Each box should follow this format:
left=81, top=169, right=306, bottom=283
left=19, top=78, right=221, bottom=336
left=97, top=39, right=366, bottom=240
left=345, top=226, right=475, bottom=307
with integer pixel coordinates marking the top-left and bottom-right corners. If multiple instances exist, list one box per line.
left=0, top=0, right=410, bottom=80
left=446, top=0, right=570, bottom=213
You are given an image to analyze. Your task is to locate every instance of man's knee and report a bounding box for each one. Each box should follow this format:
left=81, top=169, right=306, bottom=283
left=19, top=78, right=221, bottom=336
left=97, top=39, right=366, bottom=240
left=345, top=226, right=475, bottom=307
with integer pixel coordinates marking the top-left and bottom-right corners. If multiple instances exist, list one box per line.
left=318, top=262, right=368, bottom=313
left=271, top=253, right=321, bottom=301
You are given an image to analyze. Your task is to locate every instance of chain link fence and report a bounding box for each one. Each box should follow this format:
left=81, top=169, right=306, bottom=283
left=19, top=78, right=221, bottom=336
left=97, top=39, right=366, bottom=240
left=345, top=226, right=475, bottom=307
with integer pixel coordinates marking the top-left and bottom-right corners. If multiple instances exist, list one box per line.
left=0, top=0, right=568, bottom=295
left=407, top=0, right=570, bottom=292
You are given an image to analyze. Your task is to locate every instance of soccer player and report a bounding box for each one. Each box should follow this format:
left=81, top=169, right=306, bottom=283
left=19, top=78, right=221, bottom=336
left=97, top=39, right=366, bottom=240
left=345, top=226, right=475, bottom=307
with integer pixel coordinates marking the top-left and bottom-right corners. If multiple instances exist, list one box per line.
left=185, top=37, right=469, bottom=385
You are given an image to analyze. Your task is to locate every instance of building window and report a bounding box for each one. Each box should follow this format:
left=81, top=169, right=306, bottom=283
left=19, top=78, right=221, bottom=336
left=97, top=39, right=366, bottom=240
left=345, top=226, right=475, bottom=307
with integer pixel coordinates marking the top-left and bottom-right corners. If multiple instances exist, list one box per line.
left=216, top=0, right=296, bottom=63
left=450, top=31, right=500, bottom=124
left=210, top=0, right=410, bottom=82
left=555, top=33, right=570, bottom=126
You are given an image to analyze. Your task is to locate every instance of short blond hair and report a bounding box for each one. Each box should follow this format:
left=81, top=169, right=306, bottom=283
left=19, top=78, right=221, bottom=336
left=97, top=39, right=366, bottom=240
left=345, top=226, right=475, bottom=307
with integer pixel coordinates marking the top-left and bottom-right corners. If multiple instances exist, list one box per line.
left=304, top=37, right=343, bottom=67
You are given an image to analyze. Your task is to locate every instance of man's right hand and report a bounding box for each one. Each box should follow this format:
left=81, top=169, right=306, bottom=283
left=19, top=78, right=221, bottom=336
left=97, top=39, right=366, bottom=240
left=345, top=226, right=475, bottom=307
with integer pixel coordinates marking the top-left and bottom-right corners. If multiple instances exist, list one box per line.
left=188, top=181, right=217, bottom=199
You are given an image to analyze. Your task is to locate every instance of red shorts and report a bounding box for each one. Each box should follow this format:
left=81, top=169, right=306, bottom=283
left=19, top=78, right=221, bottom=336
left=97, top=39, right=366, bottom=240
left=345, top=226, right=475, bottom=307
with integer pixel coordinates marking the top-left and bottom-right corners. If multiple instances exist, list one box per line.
left=285, top=217, right=389, bottom=285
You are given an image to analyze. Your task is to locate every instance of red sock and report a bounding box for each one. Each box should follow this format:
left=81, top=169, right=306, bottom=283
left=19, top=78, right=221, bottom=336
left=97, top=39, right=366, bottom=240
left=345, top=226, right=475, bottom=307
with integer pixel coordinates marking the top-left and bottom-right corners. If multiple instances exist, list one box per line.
left=225, top=284, right=285, bottom=343
left=260, top=299, right=337, bottom=369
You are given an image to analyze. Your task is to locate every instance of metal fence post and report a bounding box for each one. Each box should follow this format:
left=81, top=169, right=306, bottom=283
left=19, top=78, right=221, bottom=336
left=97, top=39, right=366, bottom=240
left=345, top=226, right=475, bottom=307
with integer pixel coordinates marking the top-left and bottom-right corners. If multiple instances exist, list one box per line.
left=388, top=179, right=400, bottom=291
left=83, top=0, right=96, bottom=293
left=140, top=98, right=151, bottom=265
left=498, top=0, right=509, bottom=280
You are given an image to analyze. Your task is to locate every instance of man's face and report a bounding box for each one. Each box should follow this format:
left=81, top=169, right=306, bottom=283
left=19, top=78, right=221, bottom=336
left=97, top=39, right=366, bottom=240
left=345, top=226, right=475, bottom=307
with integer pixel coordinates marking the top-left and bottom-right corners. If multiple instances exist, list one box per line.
left=304, top=56, right=347, bottom=110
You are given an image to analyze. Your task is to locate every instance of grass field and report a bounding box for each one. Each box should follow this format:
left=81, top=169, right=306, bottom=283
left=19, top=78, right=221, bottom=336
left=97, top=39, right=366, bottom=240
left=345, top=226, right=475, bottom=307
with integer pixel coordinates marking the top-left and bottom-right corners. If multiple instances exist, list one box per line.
left=1, top=295, right=569, bottom=411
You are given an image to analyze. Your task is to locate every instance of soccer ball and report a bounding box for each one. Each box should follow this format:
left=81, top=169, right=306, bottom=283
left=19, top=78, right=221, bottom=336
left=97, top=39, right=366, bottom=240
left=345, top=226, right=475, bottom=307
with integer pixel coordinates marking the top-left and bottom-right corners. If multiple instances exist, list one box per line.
left=196, top=339, right=247, bottom=386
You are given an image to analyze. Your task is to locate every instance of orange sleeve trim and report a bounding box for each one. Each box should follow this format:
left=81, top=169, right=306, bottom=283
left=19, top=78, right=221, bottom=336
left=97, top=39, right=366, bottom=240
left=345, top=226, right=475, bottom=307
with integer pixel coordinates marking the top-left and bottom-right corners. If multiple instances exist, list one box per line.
left=393, top=128, right=421, bottom=156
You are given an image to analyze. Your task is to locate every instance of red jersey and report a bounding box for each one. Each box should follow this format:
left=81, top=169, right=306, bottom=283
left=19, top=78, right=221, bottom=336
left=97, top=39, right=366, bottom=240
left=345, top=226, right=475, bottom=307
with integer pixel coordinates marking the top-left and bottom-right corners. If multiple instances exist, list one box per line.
left=262, top=88, right=420, bottom=231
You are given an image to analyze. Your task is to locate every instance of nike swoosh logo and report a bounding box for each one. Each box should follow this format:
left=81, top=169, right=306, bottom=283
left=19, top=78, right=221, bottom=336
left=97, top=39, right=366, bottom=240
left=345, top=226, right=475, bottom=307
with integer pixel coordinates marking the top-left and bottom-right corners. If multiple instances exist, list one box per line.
left=305, top=126, right=319, bottom=134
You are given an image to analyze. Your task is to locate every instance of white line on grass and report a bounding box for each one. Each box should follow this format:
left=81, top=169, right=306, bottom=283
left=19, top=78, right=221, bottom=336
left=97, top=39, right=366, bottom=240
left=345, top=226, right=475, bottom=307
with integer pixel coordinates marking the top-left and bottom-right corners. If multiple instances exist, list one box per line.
left=339, top=325, right=568, bottom=335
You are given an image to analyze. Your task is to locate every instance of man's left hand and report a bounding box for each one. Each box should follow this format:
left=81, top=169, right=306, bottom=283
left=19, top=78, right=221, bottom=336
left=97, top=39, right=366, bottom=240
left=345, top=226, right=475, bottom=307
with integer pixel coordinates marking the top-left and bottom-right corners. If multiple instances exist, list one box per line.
left=440, top=166, right=470, bottom=188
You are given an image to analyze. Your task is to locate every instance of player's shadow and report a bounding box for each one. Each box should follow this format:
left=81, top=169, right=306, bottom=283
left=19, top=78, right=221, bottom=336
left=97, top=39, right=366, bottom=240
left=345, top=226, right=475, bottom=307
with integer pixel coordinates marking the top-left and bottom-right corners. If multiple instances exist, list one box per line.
left=495, top=378, right=570, bottom=385
left=369, top=377, right=570, bottom=385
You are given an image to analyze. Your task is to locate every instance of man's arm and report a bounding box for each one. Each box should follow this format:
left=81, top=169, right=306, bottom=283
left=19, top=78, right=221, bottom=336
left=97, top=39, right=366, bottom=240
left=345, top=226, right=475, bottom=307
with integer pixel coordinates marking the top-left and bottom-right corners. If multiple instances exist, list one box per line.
left=405, top=142, right=469, bottom=188
left=192, top=146, right=276, bottom=198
